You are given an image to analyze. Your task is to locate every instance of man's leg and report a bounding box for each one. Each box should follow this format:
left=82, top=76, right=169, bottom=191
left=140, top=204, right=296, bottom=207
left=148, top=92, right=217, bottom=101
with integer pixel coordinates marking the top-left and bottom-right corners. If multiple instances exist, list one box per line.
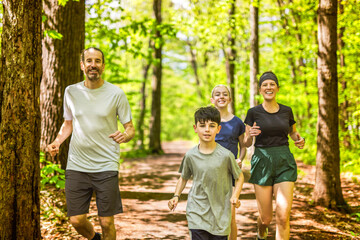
left=99, top=216, right=116, bottom=240
left=69, top=214, right=96, bottom=239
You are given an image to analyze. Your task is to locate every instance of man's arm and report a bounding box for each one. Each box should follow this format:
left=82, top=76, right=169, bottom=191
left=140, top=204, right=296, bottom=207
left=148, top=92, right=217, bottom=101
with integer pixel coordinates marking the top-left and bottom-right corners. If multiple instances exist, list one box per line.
left=168, top=176, right=188, bottom=211
left=47, top=120, right=73, bottom=157
left=109, top=120, right=135, bottom=144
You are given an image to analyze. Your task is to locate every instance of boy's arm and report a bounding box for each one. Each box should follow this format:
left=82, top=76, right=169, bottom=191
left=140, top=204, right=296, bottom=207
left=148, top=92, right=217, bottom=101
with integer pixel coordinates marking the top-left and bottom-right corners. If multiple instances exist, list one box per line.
left=168, top=176, right=188, bottom=211
left=230, top=171, right=244, bottom=208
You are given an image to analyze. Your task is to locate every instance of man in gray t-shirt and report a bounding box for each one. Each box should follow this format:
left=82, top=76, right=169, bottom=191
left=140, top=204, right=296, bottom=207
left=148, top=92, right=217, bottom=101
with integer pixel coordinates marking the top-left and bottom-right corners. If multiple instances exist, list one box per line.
left=47, top=47, right=134, bottom=240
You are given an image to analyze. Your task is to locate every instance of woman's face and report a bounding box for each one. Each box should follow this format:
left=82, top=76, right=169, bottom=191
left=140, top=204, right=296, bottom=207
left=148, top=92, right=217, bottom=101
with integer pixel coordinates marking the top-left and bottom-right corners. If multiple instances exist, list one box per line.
left=259, top=80, right=279, bottom=101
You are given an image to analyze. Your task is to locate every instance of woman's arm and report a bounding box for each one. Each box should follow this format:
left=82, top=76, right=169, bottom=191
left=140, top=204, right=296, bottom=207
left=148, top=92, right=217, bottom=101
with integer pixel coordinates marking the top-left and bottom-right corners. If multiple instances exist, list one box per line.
left=289, top=124, right=305, bottom=149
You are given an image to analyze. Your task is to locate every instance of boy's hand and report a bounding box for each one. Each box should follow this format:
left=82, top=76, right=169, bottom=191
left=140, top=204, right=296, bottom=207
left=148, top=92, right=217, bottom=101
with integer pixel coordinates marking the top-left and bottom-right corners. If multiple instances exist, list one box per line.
left=168, top=196, right=179, bottom=211
left=230, top=197, right=241, bottom=208
left=236, top=158, right=242, bottom=169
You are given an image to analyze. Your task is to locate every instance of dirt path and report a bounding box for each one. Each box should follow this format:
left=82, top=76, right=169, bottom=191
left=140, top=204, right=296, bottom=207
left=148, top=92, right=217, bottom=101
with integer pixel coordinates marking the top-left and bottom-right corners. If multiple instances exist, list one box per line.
left=75, top=141, right=359, bottom=239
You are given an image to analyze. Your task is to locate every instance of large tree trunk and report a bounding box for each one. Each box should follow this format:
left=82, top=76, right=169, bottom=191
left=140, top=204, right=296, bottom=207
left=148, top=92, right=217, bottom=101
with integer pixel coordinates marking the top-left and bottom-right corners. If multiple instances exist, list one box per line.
left=250, top=0, right=259, bottom=109
left=314, top=0, right=347, bottom=210
left=149, top=0, right=163, bottom=153
left=41, top=0, right=85, bottom=169
left=0, top=0, right=42, bottom=238
left=225, top=0, right=237, bottom=114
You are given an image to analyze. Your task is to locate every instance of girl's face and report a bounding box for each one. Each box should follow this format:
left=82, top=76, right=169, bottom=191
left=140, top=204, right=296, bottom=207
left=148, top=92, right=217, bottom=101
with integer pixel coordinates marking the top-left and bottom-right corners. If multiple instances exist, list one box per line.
left=259, top=80, right=279, bottom=101
left=211, top=86, right=231, bottom=109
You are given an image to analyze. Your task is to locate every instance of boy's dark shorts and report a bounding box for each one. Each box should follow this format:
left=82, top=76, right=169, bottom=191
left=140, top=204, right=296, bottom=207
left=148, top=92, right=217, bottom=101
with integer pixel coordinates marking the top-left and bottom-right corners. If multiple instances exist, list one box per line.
left=190, top=229, right=227, bottom=240
left=65, top=170, right=123, bottom=217
left=249, top=145, right=297, bottom=186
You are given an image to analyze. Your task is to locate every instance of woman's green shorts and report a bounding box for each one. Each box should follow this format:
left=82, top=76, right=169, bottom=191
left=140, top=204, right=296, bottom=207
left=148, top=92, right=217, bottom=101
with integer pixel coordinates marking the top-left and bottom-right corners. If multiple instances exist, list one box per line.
left=249, top=145, right=297, bottom=186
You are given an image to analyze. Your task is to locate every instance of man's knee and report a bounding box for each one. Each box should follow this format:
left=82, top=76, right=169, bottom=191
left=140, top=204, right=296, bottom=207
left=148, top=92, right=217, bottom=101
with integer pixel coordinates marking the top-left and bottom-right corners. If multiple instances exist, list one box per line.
left=99, top=216, right=115, bottom=230
left=69, top=214, right=87, bottom=228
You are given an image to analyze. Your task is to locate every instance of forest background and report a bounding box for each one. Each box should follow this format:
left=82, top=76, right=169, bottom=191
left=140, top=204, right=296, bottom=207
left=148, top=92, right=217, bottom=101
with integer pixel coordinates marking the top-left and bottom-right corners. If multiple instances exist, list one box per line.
left=0, top=0, right=359, bottom=238
left=84, top=0, right=359, bottom=170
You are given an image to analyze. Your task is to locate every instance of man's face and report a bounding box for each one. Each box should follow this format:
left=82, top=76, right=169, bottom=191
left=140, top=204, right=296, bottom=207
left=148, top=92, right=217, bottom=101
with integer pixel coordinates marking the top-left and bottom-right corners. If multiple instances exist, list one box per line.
left=193, top=120, right=221, bottom=143
left=81, top=49, right=105, bottom=82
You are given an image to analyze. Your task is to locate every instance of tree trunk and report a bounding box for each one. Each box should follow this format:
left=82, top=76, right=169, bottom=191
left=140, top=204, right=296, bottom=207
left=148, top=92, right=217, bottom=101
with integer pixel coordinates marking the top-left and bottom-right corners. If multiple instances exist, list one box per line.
left=137, top=61, right=151, bottom=150
left=225, top=0, right=237, bottom=114
left=41, top=0, right=85, bottom=169
left=187, top=41, right=203, bottom=99
left=250, top=0, right=259, bottom=109
left=314, top=0, right=347, bottom=210
left=149, top=0, right=163, bottom=153
left=337, top=0, right=350, bottom=149
left=0, top=0, right=42, bottom=238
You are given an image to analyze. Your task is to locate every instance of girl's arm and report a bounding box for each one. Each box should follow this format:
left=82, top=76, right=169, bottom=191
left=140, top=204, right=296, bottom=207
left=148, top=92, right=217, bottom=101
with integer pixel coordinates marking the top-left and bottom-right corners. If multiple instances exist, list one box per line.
left=168, top=176, right=188, bottom=211
left=289, top=124, right=305, bottom=149
left=237, top=134, right=246, bottom=167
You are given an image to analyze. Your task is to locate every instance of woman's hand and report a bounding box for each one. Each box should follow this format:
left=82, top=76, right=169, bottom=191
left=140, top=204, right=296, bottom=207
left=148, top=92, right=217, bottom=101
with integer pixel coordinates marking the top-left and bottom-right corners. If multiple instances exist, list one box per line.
left=249, top=122, right=261, bottom=137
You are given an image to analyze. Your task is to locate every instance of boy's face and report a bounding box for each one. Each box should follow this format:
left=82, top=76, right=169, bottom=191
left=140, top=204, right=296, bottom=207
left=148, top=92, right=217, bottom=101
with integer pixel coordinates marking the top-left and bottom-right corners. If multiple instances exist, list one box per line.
left=193, top=120, right=221, bottom=143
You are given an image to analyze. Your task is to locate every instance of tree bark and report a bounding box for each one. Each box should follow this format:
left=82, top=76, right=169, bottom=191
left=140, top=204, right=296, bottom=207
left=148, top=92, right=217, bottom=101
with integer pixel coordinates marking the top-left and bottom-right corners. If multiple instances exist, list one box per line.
left=250, top=0, right=259, bottom=108
left=41, top=0, right=85, bottom=168
left=0, top=0, right=42, bottom=238
left=225, top=0, right=237, bottom=114
left=187, top=41, right=203, bottom=99
left=314, top=0, right=347, bottom=210
left=149, top=0, right=163, bottom=153
left=337, top=0, right=350, bottom=148
left=137, top=61, right=151, bottom=150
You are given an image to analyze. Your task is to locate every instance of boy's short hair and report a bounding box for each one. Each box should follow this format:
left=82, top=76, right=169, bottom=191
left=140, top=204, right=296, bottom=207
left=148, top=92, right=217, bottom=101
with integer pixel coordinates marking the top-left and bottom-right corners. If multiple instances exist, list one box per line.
left=194, top=106, right=221, bottom=125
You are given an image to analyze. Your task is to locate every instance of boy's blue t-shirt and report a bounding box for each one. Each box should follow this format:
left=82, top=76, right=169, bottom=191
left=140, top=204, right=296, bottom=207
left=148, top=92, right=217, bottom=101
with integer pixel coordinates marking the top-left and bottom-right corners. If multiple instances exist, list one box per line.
left=215, top=116, right=245, bottom=158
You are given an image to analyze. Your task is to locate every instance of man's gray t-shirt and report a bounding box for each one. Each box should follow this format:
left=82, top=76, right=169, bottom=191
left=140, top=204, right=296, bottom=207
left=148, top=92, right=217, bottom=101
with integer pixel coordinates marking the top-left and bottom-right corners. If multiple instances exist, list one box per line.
left=179, top=144, right=242, bottom=236
left=63, top=81, right=132, bottom=172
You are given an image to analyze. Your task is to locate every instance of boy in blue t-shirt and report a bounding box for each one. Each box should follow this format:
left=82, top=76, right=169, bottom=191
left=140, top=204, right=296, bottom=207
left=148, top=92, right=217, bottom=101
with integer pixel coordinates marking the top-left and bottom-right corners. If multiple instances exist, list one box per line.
left=168, top=106, right=244, bottom=240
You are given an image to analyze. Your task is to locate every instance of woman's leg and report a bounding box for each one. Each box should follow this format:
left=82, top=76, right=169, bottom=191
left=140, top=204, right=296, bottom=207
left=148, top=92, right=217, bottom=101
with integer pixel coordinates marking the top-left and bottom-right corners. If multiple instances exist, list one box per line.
left=273, top=182, right=294, bottom=240
left=254, top=184, right=273, bottom=238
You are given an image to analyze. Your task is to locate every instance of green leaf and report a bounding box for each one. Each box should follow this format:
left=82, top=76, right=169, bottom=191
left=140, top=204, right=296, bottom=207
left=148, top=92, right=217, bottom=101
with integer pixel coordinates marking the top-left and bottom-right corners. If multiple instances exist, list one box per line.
left=44, top=30, right=63, bottom=40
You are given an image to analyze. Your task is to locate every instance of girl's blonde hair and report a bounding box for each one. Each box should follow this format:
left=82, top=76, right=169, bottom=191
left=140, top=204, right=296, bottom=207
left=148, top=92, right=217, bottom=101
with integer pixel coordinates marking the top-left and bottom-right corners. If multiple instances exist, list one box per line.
left=211, top=84, right=231, bottom=98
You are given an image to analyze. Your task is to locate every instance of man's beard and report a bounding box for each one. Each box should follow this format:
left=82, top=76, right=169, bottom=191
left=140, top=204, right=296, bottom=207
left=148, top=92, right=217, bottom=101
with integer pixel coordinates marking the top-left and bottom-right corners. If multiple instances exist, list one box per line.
left=86, top=67, right=101, bottom=81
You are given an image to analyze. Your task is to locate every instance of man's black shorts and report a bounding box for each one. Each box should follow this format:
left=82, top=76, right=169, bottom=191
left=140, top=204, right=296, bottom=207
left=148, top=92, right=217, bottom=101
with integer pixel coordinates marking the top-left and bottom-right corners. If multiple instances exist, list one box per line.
left=65, top=170, right=123, bottom=217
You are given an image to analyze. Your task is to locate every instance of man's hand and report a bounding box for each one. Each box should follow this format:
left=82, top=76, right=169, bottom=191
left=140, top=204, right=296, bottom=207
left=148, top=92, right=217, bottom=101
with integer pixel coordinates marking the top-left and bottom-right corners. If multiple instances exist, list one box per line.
left=230, top=196, right=241, bottom=208
left=168, top=196, right=179, bottom=211
left=109, top=131, right=129, bottom=144
left=47, top=141, right=60, bottom=157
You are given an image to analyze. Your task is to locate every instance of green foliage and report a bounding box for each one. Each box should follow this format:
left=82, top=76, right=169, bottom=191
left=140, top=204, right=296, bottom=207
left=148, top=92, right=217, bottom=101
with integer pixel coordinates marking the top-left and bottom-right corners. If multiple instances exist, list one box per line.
left=80, top=0, right=360, bottom=175
left=44, top=30, right=63, bottom=40
left=58, top=0, right=79, bottom=7
left=40, top=153, right=65, bottom=189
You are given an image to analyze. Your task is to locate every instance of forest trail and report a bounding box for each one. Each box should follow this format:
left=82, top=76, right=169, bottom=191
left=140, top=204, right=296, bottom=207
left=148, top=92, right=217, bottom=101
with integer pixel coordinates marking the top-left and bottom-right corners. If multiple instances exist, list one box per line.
left=84, top=141, right=360, bottom=240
